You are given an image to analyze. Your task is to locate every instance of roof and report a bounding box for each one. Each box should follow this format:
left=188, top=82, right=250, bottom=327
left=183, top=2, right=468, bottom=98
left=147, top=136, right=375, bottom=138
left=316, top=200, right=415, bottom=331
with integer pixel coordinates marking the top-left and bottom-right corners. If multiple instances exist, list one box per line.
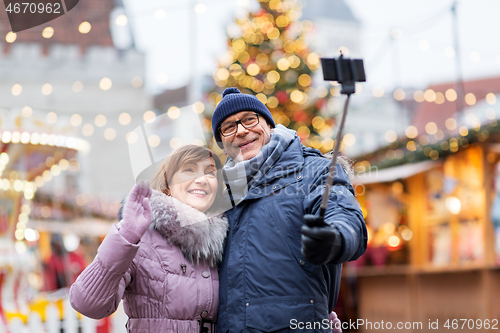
left=412, top=76, right=500, bottom=133
left=300, top=0, right=359, bottom=23
left=354, top=160, right=440, bottom=184
left=0, top=0, right=115, bottom=53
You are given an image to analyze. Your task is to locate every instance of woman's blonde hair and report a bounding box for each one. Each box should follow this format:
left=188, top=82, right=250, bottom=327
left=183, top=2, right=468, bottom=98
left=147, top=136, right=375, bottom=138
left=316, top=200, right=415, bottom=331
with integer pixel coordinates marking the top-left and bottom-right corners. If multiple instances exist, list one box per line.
left=150, top=145, right=223, bottom=213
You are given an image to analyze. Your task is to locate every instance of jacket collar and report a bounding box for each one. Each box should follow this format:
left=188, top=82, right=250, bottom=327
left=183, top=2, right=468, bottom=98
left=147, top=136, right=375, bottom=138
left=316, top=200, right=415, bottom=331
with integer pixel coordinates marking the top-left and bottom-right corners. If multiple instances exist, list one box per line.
left=149, top=191, right=228, bottom=267
left=252, top=135, right=305, bottom=186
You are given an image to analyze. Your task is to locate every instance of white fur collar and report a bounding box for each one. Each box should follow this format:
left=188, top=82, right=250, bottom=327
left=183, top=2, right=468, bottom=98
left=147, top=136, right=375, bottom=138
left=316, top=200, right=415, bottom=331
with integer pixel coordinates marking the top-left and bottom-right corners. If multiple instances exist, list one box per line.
left=149, top=190, right=228, bottom=267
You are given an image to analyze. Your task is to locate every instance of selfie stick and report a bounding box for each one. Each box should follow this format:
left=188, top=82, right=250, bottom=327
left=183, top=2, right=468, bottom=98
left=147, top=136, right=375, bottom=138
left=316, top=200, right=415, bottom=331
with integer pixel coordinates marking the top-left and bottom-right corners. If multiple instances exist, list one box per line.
left=317, top=54, right=366, bottom=221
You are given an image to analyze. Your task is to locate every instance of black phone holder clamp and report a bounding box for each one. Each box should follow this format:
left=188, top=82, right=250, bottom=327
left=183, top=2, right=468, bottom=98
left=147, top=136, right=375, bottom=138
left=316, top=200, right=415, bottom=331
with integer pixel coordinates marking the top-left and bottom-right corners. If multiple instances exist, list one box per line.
left=320, top=53, right=366, bottom=95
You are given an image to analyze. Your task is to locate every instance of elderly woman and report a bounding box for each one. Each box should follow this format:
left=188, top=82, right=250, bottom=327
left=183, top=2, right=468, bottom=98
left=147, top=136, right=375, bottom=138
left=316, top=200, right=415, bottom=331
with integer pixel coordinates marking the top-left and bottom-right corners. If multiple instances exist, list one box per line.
left=70, top=145, right=227, bottom=333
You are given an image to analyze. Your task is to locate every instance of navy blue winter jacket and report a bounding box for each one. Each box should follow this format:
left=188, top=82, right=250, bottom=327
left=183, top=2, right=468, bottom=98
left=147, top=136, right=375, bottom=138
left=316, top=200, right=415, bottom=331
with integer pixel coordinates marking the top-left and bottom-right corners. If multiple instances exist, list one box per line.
left=217, top=136, right=367, bottom=332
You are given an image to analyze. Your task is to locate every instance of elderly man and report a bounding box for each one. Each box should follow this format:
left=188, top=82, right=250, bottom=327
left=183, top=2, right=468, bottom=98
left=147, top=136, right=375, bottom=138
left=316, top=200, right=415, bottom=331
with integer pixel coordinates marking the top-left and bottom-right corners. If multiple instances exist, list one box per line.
left=212, top=87, right=367, bottom=333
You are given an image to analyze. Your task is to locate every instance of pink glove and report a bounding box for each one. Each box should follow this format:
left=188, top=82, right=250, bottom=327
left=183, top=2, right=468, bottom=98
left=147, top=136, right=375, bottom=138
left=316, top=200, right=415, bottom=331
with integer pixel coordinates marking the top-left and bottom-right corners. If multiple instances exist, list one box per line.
left=118, top=180, right=152, bottom=244
left=330, top=311, right=342, bottom=333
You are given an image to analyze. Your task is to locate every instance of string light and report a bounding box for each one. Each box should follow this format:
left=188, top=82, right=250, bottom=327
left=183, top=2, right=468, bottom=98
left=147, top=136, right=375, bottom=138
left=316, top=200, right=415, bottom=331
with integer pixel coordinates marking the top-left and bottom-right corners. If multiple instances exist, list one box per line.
left=42, top=27, right=54, bottom=39
left=78, top=22, right=91, bottom=34
left=99, top=78, right=112, bottom=90
left=5, top=32, right=16, bottom=43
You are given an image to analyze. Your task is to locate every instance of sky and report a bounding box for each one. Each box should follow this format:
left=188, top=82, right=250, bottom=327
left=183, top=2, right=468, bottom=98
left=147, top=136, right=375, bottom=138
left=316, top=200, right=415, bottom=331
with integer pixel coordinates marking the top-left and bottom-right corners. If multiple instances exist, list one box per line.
left=123, top=0, right=500, bottom=95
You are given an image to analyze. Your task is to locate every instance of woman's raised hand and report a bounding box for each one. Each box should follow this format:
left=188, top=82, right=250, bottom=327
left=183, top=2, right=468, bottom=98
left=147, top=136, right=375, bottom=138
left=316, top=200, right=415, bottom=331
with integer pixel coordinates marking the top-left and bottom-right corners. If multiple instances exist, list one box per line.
left=119, top=180, right=153, bottom=244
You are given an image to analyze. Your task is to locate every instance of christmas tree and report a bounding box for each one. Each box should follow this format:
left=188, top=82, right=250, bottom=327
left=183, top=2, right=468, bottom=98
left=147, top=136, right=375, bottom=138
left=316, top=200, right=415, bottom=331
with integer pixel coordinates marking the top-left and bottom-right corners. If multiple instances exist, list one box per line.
left=207, top=0, right=338, bottom=152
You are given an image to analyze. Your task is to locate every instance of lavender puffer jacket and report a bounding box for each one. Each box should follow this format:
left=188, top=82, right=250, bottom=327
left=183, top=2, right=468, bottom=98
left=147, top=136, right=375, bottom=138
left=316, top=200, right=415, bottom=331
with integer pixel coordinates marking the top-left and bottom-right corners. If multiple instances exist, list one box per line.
left=70, top=191, right=228, bottom=333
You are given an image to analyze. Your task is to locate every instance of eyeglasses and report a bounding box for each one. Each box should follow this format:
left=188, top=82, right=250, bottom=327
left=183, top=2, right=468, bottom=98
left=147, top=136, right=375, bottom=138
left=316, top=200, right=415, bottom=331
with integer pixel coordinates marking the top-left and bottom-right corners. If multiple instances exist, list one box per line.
left=219, top=113, right=260, bottom=137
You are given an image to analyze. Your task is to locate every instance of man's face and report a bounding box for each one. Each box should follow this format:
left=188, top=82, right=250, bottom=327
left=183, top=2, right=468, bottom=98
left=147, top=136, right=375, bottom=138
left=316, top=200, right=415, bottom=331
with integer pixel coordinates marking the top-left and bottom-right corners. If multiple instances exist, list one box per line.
left=220, top=111, right=273, bottom=162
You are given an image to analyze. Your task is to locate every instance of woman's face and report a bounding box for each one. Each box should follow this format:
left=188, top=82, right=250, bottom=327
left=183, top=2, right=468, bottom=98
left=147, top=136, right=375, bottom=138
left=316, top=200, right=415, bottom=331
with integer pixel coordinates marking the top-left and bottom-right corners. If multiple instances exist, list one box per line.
left=169, top=158, right=218, bottom=213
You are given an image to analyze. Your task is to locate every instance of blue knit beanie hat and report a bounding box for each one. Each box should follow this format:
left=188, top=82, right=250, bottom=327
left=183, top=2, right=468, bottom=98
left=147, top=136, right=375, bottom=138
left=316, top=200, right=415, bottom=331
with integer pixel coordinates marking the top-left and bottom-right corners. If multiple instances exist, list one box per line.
left=212, top=87, right=276, bottom=147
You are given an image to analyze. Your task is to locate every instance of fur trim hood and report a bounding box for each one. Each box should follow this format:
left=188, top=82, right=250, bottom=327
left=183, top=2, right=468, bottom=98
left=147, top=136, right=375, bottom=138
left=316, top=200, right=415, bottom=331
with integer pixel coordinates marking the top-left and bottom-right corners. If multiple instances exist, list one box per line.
left=150, top=190, right=228, bottom=267
left=119, top=190, right=228, bottom=267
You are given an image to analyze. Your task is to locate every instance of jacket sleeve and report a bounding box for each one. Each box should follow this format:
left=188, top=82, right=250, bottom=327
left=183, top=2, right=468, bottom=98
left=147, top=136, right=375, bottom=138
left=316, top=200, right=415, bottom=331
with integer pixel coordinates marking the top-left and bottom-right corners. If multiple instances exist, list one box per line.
left=69, top=224, right=139, bottom=319
left=304, top=162, right=367, bottom=264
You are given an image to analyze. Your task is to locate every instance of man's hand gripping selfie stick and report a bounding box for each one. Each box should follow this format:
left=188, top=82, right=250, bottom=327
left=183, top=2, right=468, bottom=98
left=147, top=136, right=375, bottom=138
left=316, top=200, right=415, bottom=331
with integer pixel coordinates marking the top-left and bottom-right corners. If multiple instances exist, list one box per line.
left=311, top=54, right=366, bottom=226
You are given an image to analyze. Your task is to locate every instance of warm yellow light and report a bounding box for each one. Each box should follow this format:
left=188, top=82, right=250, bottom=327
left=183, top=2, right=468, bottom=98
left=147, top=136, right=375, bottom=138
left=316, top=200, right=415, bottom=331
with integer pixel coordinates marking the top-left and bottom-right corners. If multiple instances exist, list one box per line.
left=277, top=58, right=290, bottom=71
left=256, top=93, right=267, bottom=104
left=266, top=96, right=279, bottom=108
left=5, top=31, right=16, bottom=43
left=82, top=124, right=94, bottom=136
left=322, top=138, right=334, bottom=151
left=42, top=27, right=54, bottom=39
left=51, top=165, right=61, bottom=176
left=266, top=71, right=280, bottom=84
left=167, top=106, right=180, bottom=119
left=425, top=122, right=437, bottom=135
left=405, top=126, right=418, bottom=138
left=445, top=118, right=457, bottom=130
left=307, top=53, right=320, bottom=66
left=232, top=39, right=246, bottom=52
left=388, top=236, right=400, bottom=247
left=47, top=112, right=57, bottom=124
left=486, top=93, right=497, bottom=105
left=464, top=93, right=476, bottom=106
left=193, top=102, right=205, bottom=114
left=70, top=114, right=82, bottom=127
left=413, top=90, right=424, bottom=102
left=393, top=88, right=405, bottom=101
left=126, top=131, right=138, bottom=144
left=0, top=153, right=9, bottom=164
left=343, top=133, right=356, bottom=146
left=115, top=15, right=128, bottom=26
left=59, top=159, right=69, bottom=171
left=143, top=110, right=156, bottom=123
left=11, top=84, right=22, bottom=96
left=372, top=86, right=384, bottom=98
left=21, top=106, right=32, bottom=117
left=298, top=74, right=311, bottom=87
left=78, top=21, right=91, bottom=34
left=424, top=89, right=436, bottom=102
left=267, top=28, right=280, bottom=39
left=30, top=133, right=40, bottom=145
left=445, top=88, right=457, bottom=102
left=435, top=92, right=445, bottom=104
left=401, top=229, right=413, bottom=241
left=72, top=81, right=83, bottom=92
left=41, top=83, right=53, bottom=95
left=95, top=114, right=107, bottom=127
left=459, top=126, right=468, bottom=136
left=131, top=76, right=143, bottom=88
left=445, top=196, right=461, bottom=214
left=384, top=130, right=397, bottom=142
left=99, top=77, right=112, bottom=90
left=406, top=141, right=417, bottom=152
left=216, top=68, right=229, bottom=81
left=290, top=90, right=304, bottom=103
left=312, top=116, right=325, bottom=129
left=104, top=128, right=116, bottom=141
left=20, top=132, right=30, bottom=144
left=169, top=137, right=182, bottom=149
left=247, top=63, right=260, bottom=76
left=119, top=112, right=131, bottom=125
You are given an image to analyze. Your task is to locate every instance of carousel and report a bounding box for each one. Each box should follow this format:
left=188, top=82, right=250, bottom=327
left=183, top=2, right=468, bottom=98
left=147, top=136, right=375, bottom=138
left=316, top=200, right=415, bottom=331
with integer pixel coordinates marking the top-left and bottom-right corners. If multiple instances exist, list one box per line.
left=0, top=107, right=98, bottom=332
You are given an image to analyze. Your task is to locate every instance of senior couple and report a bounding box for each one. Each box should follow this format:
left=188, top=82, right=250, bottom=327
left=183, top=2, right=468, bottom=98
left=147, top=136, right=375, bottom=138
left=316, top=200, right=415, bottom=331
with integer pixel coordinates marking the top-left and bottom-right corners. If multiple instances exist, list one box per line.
left=70, top=87, right=367, bottom=333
